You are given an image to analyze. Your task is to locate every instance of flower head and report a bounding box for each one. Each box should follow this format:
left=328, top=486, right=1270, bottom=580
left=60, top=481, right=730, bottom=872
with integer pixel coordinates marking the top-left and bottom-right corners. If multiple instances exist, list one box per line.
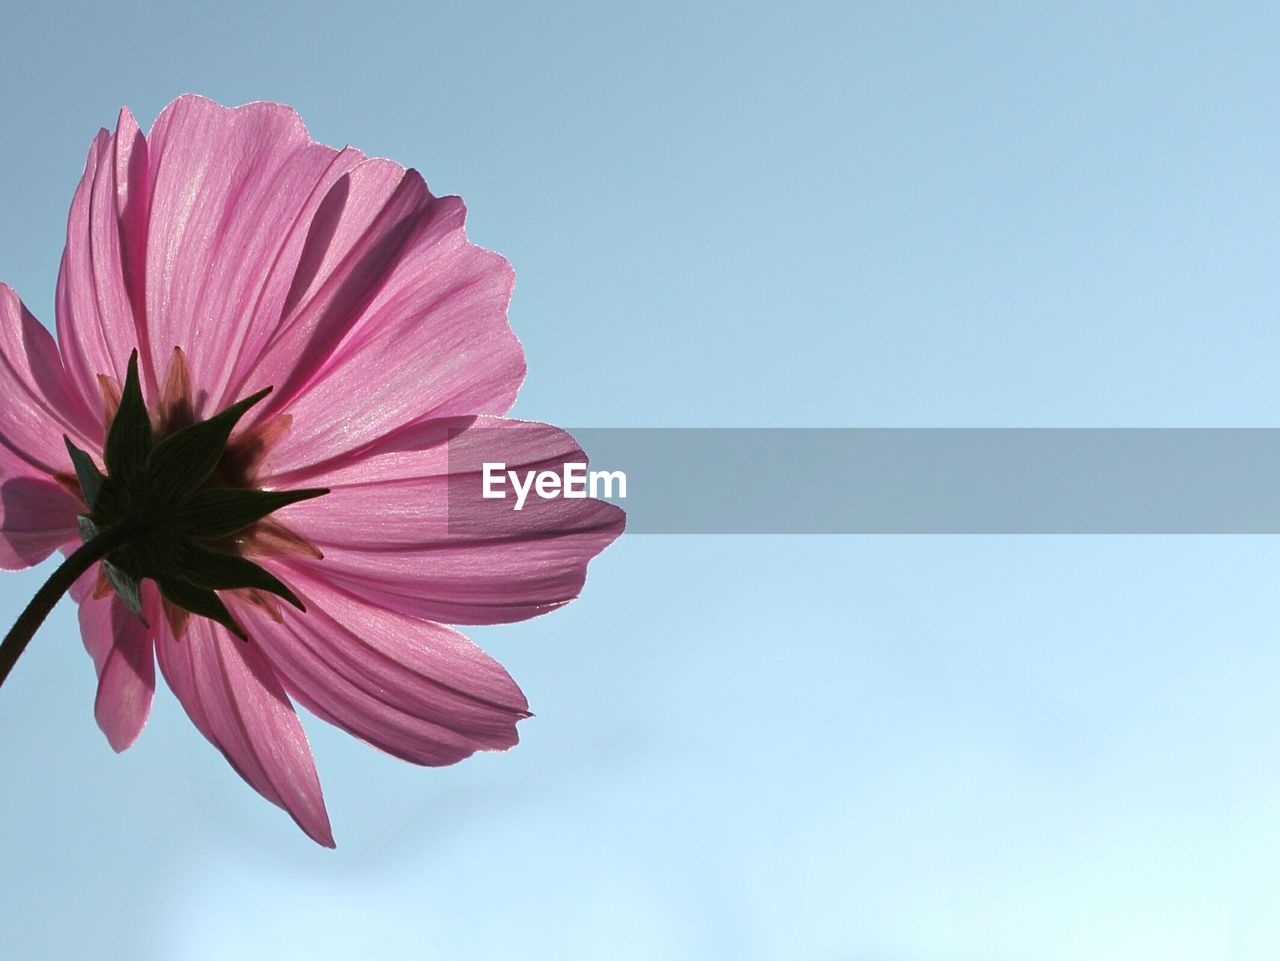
left=0, top=95, right=624, bottom=845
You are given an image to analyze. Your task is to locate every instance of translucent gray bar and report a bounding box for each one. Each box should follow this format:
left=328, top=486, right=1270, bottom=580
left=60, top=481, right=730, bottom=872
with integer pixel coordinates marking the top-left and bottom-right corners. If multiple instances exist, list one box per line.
left=565, top=428, right=1280, bottom=534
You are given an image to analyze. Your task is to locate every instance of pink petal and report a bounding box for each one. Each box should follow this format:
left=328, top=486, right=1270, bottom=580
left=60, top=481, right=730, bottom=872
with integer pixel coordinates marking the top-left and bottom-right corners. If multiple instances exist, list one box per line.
left=153, top=607, right=333, bottom=846
left=225, top=157, right=426, bottom=408
left=0, top=285, right=92, bottom=568
left=269, top=417, right=625, bottom=624
left=55, top=109, right=151, bottom=412
left=140, top=95, right=364, bottom=415
left=0, top=284, right=100, bottom=477
left=77, top=590, right=156, bottom=752
left=0, top=476, right=82, bottom=570
left=231, top=571, right=529, bottom=766
left=239, top=179, right=523, bottom=473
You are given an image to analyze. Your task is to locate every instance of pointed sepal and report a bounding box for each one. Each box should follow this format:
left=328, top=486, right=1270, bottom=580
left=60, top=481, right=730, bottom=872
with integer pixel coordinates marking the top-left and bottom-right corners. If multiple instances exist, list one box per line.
left=146, top=387, right=271, bottom=504
left=77, top=514, right=143, bottom=616
left=103, top=561, right=145, bottom=618
left=103, top=351, right=152, bottom=489
left=80, top=363, right=326, bottom=640
left=176, top=544, right=305, bottom=611
left=65, top=437, right=105, bottom=509
left=156, top=576, right=246, bottom=640
left=177, top=487, right=328, bottom=540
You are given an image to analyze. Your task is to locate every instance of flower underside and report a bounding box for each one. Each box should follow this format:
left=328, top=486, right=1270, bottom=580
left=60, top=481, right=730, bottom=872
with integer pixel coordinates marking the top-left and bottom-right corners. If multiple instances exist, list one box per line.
left=66, top=349, right=327, bottom=640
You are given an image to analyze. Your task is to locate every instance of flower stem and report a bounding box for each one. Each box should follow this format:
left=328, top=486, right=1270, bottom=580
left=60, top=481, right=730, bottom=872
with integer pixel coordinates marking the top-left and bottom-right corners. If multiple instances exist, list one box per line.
left=0, top=524, right=138, bottom=691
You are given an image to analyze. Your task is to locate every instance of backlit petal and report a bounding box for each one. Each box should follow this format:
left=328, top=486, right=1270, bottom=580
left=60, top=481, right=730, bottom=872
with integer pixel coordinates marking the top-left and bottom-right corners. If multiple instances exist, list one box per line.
left=153, top=609, right=333, bottom=846
left=242, top=186, right=522, bottom=472
left=141, top=95, right=364, bottom=415
left=55, top=109, right=150, bottom=413
left=77, top=589, right=156, bottom=752
left=233, top=571, right=529, bottom=766
left=270, top=417, right=624, bottom=623
left=0, top=284, right=99, bottom=475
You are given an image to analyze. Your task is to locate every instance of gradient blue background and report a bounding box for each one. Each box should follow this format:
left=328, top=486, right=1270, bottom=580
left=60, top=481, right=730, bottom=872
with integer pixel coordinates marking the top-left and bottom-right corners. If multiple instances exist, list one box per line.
left=1, top=2, right=1278, bottom=958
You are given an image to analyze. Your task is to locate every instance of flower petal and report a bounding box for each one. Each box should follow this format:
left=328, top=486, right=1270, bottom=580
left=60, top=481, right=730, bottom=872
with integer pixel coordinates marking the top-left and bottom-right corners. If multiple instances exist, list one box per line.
left=269, top=417, right=625, bottom=624
left=54, top=109, right=150, bottom=414
left=77, top=589, right=156, bottom=752
left=224, top=157, right=427, bottom=407
left=0, top=284, right=100, bottom=476
left=240, top=180, right=523, bottom=472
left=140, top=95, right=364, bottom=415
left=153, top=607, right=333, bottom=846
left=0, top=285, right=93, bottom=568
left=0, top=476, right=82, bottom=570
left=231, top=571, right=529, bottom=766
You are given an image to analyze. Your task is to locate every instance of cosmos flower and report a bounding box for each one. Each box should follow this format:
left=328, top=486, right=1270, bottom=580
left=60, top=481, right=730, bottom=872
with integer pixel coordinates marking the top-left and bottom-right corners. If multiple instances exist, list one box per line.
left=0, top=95, right=624, bottom=845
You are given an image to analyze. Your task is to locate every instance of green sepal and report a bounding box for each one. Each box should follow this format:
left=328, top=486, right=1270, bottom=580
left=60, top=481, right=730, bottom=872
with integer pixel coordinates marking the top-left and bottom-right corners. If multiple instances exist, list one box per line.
left=176, top=543, right=305, bottom=611
left=177, top=487, right=328, bottom=540
left=103, top=561, right=145, bottom=617
left=145, top=387, right=271, bottom=504
left=103, top=351, right=152, bottom=488
left=156, top=576, right=246, bottom=640
left=82, top=361, right=328, bottom=640
left=77, top=515, right=143, bottom=616
left=65, top=437, right=105, bottom=509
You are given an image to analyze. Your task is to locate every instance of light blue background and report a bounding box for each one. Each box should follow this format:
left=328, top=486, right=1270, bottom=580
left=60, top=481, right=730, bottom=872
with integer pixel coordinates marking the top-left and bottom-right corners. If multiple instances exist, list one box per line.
left=1, top=2, right=1279, bottom=958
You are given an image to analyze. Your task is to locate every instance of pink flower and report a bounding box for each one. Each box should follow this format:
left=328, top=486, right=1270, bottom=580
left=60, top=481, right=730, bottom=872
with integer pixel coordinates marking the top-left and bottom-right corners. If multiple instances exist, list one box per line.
left=0, top=95, right=624, bottom=845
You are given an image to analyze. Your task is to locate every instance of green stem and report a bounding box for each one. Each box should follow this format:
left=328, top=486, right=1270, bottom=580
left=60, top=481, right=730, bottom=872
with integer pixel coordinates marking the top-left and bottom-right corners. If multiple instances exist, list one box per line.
left=0, top=525, right=138, bottom=691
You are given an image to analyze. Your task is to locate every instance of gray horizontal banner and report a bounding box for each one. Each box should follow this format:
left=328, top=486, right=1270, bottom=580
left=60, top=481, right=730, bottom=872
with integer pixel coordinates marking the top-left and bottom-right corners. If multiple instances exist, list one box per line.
left=447, top=428, right=1280, bottom=534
